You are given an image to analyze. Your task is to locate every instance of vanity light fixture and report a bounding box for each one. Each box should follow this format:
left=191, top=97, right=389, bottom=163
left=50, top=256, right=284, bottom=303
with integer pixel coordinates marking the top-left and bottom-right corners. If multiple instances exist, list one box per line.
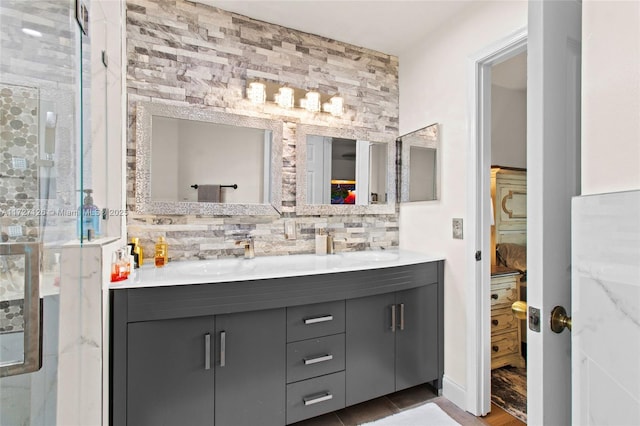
left=301, top=91, right=321, bottom=112
left=275, top=86, right=295, bottom=109
left=247, top=81, right=266, bottom=105
left=245, top=80, right=344, bottom=116
left=323, top=96, right=344, bottom=117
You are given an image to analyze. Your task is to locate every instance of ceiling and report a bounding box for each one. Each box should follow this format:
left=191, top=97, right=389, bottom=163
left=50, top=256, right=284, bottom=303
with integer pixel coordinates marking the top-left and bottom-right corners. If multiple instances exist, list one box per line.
left=492, top=51, right=527, bottom=90
left=202, top=1, right=481, bottom=56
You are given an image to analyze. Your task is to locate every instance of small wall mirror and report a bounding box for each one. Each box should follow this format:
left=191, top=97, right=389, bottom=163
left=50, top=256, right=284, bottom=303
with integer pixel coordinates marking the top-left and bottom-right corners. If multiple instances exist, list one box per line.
left=296, top=124, right=395, bottom=215
left=398, top=123, right=439, bottom=202
left=135, top=102, right=283, bottom=215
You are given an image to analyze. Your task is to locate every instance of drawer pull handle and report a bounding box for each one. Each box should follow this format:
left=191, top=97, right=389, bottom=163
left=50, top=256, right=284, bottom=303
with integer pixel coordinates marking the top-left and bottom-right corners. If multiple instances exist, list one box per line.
left=491, top=294, right=499, bottom=300
left=304, top=315, right=333, bottom=325
left=492, top=319, right=499, bottom=326
left=303, top=354, right=333, bottom=365
left=220, top=331, right=226, bottom=367
left=303, top=392, right=333, bottom=406
left=204, top=333, right=211, bottom=370
left=492, top=345, right=499, bottom=352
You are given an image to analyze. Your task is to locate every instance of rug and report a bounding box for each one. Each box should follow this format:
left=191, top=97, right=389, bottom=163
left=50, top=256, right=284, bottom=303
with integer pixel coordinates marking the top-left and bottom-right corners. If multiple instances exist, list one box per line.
left=491, top=366, right=527, bottom=423
left=359, top=402, right=461, bottom=426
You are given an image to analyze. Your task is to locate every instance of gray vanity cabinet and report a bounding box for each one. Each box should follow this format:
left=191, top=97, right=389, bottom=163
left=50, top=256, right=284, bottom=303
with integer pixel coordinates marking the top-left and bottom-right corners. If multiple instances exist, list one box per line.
left=127, top=316, right=215, bottom=426
left=121, top=307, right=285, bottom=426
left=111, top=261, right=444, bottom=426
left=345, top=284, right=439, bottom=406
left=215, top=309, right=286, bottom=426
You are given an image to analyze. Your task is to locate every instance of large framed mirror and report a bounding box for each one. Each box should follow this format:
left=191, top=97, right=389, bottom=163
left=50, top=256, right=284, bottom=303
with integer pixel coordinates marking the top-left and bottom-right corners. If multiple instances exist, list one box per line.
left=398, top=123, right=439, bottom=202
left=296, top=124, right=396, bottom=215
left=135, top=102, right=283, bottom=215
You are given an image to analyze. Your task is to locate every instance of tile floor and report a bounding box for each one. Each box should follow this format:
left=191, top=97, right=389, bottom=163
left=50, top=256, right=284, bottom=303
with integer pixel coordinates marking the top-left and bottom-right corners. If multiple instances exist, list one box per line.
left=291, top=384, right=487, bottom=426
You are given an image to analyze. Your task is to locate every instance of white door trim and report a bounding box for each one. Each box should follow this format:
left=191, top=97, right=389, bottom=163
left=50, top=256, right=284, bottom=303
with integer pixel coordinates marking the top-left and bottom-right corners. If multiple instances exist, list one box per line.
left=465, top=27, right=527, bottom=416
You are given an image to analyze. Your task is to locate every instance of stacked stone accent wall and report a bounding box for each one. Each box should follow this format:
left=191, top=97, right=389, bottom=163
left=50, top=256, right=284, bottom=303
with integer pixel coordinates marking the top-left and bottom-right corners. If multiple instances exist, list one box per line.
left=126, top=0, right=400, bottom=261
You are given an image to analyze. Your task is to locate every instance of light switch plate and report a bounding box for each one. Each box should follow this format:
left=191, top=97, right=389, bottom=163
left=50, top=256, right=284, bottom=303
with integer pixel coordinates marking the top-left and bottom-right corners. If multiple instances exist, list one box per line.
left=452, top=218, right=463, bottom=239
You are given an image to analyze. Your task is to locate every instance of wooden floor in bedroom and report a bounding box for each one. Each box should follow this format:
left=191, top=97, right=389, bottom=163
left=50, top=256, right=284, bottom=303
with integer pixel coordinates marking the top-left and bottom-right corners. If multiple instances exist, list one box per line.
left=291, top=384, right=526, bottom=426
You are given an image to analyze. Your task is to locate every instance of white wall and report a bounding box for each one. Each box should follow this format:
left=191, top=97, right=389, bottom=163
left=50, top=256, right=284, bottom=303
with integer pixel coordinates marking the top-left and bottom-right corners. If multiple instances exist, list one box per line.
left=491, top=85, right=527, bottom=168
left=582, top=0, right=640, bottom=194
left=398, top=0, right=527, bottom=404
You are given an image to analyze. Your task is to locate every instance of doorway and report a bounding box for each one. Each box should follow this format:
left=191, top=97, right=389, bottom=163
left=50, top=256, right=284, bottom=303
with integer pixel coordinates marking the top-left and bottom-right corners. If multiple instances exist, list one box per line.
left=488, top=51, right=528, bottom=424
left=464, top=27, right=527, bottom=420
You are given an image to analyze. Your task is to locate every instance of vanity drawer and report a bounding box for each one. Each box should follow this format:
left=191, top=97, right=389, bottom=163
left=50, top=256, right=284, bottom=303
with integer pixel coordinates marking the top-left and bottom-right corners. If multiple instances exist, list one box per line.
left=490, top=307, right=519, bottom=334
left=287, top=300, right=345, bottom=342
left=490, top=329, right=519, bottom=360
left=287, top=334, right=345, bottom=384
left=286, top=371, right=346, bottom=424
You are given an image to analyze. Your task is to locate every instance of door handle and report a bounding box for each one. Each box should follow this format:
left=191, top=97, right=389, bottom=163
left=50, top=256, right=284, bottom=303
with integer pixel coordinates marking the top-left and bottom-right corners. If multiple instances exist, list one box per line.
left=390, top=304, right=396, bottom=333
left=550, top=305, right=572, bottom=333
left=220, top=331, right=226, bottom=367
left=398, top=303, right=405, bottom=331
left=511, top=301, right=527, bottom=320
left=204, top=333, right=211, bottom=370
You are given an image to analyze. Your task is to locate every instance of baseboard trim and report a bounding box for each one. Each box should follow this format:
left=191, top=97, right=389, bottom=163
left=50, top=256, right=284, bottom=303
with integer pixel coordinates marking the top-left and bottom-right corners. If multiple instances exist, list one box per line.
left=442, top=375, right=467, bottom=411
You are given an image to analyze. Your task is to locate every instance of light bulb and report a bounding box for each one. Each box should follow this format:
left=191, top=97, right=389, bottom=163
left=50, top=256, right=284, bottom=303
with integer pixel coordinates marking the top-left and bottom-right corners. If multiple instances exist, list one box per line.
left=303, top=91, right=321, bottom=112
left=248, top=82, right=266, bottom=105
left=275, top=87, right=294, bottom=109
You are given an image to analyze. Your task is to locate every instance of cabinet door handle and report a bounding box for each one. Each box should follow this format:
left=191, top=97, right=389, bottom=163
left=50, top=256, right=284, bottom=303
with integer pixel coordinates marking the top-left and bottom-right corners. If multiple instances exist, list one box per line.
left=390, top=304, right=396, bottom=332
left=304, top=315, right=333, bottom=325
left=492, top=319, right=499, bottom=326
left=303, top=354, right=333, bottom=365
left=399, top=303, right=405, bottom=331
left=303, top=392, right=333, bottom=406
left=492, top=345, right=499, bottom=352
left=204, top=333, right=211, bottom=370
left=491, top=294, right=499, bottom=300
left=220, top=331, right=226, bottom=367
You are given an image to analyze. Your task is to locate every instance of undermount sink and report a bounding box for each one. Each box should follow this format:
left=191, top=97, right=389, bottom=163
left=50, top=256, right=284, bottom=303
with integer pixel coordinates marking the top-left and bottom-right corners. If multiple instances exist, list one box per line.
left=170, top=259, right=249, bottom=276
left=339, top=250, right=399, bottom=262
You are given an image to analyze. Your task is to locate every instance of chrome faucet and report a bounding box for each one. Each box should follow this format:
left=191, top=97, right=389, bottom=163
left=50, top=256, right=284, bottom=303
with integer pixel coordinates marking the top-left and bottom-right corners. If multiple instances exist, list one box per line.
left=235, top=235, right=255, bottom=259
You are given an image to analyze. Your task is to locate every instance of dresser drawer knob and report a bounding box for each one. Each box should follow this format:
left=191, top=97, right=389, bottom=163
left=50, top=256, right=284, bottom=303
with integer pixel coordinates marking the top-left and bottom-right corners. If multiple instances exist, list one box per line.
left=491, top=294, right=499, bottom=300
left=492, top=345, right=499, bottom=352
left=304, top=315, right=333, bottom=325
left=303, top=392, right=333, bottom=406
left=492, top=319, right=499, bottom=326
left=303, top=354, right=333, bottom=365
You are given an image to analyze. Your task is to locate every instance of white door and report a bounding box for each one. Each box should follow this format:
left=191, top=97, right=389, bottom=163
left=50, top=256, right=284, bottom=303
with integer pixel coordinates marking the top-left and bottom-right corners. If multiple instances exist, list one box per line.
left=527, top=0, right=581, bottom=424
left=306, top=135, right=331, bottom=204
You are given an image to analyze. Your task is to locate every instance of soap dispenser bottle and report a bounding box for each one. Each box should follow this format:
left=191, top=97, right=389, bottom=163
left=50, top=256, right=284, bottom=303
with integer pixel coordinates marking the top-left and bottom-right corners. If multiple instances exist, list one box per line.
left=154, top=236, right=168, bottom=267
left=77, top=189, right=100, bottom=240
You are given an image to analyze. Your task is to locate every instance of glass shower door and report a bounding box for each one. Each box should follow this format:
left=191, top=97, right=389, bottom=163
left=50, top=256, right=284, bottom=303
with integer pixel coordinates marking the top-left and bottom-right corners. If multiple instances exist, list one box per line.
left=0, top=1, right=92, bottom=424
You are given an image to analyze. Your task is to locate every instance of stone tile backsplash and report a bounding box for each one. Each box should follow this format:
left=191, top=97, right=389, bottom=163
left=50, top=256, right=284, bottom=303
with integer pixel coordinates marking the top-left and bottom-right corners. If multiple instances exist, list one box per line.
left=126, top=0, right=400, bottom=260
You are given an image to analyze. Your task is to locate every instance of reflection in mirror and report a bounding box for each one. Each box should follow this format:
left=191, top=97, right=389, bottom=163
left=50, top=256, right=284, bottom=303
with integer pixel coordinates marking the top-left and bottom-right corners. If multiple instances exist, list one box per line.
left=135, top=102, right=283, bottom=215
left=296, top=124, right=395, bottom=215
left=151, top=117, right=270, bottom=204
left=399, top=123, right=439, bottom=202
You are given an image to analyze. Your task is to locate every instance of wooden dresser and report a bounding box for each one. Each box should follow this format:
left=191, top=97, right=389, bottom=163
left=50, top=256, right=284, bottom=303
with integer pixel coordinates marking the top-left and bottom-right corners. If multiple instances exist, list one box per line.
left=490, top=265, right=525, bottom=370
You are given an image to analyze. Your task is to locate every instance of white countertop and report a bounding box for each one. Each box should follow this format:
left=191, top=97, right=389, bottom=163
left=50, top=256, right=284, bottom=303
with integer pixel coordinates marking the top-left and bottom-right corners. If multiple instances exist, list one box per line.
left=109, top=249, right=444, bottom=290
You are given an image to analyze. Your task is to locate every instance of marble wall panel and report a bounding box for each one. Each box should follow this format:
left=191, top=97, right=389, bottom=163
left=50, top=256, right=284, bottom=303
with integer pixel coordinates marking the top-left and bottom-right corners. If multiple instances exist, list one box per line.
left=572, top=190, right=640, bottom=425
